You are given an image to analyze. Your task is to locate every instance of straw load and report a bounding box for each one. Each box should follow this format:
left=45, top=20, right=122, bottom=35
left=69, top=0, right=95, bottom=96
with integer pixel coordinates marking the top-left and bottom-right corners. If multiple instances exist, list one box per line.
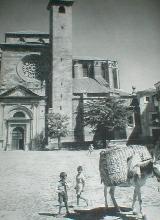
left=99, top=145, right=152, bottom=186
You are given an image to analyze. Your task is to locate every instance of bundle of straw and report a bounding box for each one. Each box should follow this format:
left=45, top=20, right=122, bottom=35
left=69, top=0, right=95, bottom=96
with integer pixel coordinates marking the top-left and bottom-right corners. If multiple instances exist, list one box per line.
left=99, top=145, right=152, bottom=186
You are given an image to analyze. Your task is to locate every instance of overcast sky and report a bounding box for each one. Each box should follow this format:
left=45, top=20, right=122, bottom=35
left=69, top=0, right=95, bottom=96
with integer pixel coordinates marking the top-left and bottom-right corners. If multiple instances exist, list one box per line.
left=0, top=0, right=160, bottom=92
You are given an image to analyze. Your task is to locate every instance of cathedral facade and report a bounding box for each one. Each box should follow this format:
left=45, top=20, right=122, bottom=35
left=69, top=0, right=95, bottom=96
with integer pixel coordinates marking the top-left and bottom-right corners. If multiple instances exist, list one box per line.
left=0, top=0, right=129, bottom=150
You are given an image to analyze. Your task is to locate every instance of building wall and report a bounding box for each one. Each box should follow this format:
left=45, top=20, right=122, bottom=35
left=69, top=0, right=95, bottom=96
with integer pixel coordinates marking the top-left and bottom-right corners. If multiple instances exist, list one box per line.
left=155, top=81, right=160, bottom=115
left=138, top=90, right=160, bottom=142
left=73, top=59, right=120, bottom=90
left=0, top=43, right=47, bottom=150
left=0, top=49, right=47, bottom=96
left=154, top=82, right=160, bottom=143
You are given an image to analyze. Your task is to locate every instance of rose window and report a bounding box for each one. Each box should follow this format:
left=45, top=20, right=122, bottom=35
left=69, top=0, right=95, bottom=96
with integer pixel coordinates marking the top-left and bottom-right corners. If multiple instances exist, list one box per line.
left=17, top=54, right=47, bottom=82
left=22, top=61, right=41, bottom=79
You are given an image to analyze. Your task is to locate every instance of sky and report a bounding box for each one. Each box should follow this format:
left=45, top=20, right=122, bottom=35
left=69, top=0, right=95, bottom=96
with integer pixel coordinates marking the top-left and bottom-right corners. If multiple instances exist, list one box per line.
left=0, top=0, right=160, bottom=92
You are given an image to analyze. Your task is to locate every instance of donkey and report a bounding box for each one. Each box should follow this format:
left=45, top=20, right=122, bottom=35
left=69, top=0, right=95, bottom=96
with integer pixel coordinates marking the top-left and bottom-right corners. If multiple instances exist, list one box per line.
left=99, top=145, right=160, bottom=214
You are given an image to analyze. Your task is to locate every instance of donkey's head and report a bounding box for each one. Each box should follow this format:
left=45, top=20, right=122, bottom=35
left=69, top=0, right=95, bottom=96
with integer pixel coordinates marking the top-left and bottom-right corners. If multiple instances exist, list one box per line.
left=153, top=162, right=160, bottom=181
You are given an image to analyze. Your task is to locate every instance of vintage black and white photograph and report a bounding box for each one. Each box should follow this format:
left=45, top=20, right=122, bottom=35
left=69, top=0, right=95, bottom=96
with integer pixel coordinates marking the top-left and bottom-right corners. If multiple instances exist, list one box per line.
left=0, top=0, right=160, bottom=219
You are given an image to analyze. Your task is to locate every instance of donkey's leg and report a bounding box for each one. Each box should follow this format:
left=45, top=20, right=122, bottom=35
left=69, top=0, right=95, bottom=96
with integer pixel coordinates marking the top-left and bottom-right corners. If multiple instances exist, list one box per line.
left=132, top=185, right=143, bottom=214
left=104, top=184, right=108, bottom=207
left=109, top=186, right=120, bottom=212
left=132, top=187, right=138, bottom=211
left=137, top=186, right=142, bottom=213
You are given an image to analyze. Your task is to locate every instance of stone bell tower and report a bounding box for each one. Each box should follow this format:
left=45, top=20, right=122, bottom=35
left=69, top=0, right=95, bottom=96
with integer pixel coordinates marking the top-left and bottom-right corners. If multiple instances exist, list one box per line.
left=47, top=0, right=74, bottom=137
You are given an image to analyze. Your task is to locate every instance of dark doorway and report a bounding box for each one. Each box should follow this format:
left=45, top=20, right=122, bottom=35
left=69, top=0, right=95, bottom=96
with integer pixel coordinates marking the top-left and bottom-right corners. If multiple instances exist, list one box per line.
left=12, top=127, right=25, bottom=150
left=152, top=129, right=160, bottom=141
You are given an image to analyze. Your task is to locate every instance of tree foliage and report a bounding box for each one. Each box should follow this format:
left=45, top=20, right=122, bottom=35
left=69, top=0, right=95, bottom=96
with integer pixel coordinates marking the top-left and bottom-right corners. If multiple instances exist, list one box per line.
left=47, top=112, right=69, bottom=148
left=83, top=96, right=129, bottom=132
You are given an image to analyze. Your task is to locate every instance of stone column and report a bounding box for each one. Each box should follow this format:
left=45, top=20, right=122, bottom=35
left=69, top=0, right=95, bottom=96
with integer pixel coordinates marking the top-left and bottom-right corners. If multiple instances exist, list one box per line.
left=114, top=61, right=120, bottom=89
left=7, top=122, right=11, bottom=150
left=32, top=104, right=38, bottom=138
left=0, top=104, right=5, bottom=150
left=0, top=104, right=3, bottom=137
left=94, top=61, right=102, bottom=78
left=108, top=60, right=114, bottom=89
left=25, top=123, right=30, bottom=151
left=73, top=62, right=83, bottom=79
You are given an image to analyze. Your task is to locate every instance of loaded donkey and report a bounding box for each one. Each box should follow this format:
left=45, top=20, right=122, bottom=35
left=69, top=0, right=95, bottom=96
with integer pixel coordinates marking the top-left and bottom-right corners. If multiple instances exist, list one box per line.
left=99, top=145, right=160, bottom=214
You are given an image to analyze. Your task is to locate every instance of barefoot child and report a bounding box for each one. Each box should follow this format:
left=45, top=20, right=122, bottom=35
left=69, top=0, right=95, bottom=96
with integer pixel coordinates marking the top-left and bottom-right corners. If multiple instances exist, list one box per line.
left=75, top=166, right=88, bottom=206
left=57, top=172, right=69, bottom=214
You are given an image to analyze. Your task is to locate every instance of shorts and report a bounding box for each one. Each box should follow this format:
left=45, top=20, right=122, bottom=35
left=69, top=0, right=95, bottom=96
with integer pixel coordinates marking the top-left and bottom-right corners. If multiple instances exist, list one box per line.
left=75, top=184, right=83, bottom=196
left=58, top=192, right=68, bottom=203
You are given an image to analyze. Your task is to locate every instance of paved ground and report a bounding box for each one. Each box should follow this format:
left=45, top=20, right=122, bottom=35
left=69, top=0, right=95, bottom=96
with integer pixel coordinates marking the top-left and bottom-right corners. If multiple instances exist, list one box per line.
left=0, top=150, right=160, bottom=220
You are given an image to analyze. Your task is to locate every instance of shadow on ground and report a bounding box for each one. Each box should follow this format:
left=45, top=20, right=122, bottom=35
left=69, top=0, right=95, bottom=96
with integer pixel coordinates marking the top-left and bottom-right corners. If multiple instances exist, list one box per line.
left=39, top=207, right=147, bottom=220
left=39, top=212, right=58, bottom=217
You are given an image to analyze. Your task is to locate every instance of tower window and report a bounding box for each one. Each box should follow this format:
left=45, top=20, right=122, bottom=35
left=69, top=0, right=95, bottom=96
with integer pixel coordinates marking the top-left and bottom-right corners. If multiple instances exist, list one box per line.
left=145, top=96, right=150, bottom=102
left=144, top=96, right=150, bottom=103
left=59, top=6, right=65, bottom=13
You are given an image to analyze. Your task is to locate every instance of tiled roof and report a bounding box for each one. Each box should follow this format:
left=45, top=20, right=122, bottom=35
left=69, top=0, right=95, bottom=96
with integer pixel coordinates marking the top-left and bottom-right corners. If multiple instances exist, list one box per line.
left=6, top=31, right=48, bottom=34
left=73, top=56, right=111, bottom=61
left=47, top=0, right=74, bottom=8
left=73, top=77, right=110, bottom=94
left=137, top=88, right=156, bottom=96
left=155, top=81, right=160, bottom=87
left=94, top=76, right=109, bottom=87
left=50, top=0, right=74, bottom=2
left=5, top=31, right=49, bottom=36
left=118, top=89, right=130, bottom=96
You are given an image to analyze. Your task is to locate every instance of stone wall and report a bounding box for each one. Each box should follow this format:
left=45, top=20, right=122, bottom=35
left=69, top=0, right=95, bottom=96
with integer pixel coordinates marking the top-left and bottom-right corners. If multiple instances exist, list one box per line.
left=0, top=49, right=47, bottom=96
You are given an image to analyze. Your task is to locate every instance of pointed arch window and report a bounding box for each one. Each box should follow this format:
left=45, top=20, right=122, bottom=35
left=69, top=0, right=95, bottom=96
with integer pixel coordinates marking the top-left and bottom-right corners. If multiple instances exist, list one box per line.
left=59, top=6, right=65, bottom=13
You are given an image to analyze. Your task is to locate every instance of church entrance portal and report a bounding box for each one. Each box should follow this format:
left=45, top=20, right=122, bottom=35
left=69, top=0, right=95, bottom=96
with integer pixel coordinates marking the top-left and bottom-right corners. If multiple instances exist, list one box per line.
left=12, top=127, right=25, bottom=150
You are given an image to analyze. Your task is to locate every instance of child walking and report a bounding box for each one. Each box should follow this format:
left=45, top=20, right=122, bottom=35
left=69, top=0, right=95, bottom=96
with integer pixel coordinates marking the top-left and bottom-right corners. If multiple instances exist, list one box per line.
left=57, top=172, right=69, bottom=215
left=75, top=166, right=88, bottom=206
left=88, top=144, right=94, bottom=155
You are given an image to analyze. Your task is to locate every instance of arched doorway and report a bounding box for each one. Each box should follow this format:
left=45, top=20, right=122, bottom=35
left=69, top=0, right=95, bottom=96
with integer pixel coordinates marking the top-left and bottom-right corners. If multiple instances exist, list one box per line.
left=12, top=127, right=25, bottom=150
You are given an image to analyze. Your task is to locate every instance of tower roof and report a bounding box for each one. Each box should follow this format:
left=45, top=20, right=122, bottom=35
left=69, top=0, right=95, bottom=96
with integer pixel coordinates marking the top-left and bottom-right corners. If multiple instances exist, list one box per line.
left=47, top=0, right=74, bottom=9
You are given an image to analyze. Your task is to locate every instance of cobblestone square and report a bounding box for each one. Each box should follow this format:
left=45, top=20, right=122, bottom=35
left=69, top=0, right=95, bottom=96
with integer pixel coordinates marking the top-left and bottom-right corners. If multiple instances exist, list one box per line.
left=0, top=150, right=160, bottom=220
